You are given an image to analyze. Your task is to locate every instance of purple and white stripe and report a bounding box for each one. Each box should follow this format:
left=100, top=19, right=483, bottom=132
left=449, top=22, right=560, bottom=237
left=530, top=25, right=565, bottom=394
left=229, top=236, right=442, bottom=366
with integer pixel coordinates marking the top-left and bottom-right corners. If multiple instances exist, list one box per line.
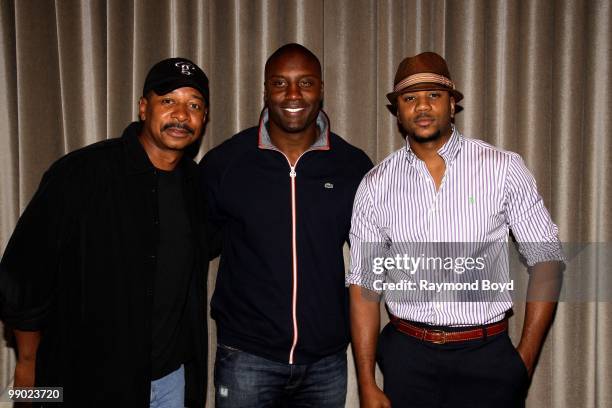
left=346, top=128, right=564, bottom=326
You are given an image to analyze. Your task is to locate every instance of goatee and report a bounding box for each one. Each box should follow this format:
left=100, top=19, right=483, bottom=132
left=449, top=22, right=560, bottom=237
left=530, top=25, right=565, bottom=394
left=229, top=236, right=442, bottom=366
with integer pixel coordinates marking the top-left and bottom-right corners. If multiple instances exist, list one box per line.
left=407, top=130, right=442, bottom=144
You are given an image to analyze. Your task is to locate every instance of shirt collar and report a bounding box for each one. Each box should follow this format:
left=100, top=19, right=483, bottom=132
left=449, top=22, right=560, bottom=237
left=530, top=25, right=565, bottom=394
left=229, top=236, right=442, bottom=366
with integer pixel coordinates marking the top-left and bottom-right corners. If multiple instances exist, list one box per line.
left=257, top=108, right=331, bottom=151
left=123, top=122, right=153, bottom=174
left=404, top=125, right=463, bottom=165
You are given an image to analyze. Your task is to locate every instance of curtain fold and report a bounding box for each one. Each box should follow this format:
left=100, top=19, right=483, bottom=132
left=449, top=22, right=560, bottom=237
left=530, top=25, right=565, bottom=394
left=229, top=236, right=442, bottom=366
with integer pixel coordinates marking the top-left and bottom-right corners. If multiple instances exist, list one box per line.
left=0, top=1, right=609, bottom=406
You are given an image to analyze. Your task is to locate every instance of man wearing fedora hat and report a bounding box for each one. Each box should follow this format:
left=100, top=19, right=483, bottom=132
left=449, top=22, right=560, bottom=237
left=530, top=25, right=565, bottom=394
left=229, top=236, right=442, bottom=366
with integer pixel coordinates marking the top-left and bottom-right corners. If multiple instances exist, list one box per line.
left=0, top=58, right=211, bottom=407
left=347, top=52, right=563, bottom=407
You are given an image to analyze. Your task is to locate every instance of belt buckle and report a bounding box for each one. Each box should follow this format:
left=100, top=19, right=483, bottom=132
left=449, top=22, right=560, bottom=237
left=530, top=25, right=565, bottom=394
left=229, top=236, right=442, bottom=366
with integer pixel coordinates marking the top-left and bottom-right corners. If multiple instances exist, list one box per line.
left=427, top=329, right=447, bottom=344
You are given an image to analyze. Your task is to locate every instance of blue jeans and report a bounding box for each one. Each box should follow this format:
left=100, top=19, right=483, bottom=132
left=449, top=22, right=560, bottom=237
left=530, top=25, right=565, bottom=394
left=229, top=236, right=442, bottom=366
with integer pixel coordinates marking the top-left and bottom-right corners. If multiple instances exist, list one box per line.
left=150, top=365, right=185, bottom=408
left=214, top=344, right=347, bottom=407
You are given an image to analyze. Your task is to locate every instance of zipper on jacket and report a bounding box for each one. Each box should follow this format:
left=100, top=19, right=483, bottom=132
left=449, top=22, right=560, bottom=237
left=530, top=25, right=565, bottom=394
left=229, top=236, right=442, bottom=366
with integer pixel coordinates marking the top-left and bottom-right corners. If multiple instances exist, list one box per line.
left=261, top=146, right=323, bottom=364
left=288, top=164, right=298, bottom=364
left=257, top=111, right=331, bottom=364
left=272, top=151, right=307, bottom=365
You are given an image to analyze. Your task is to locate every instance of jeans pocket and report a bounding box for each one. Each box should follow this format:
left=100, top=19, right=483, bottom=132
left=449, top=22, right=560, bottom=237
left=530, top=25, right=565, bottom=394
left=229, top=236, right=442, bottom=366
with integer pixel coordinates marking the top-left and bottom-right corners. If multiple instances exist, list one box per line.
left=216, top=343, right=241, bottom=363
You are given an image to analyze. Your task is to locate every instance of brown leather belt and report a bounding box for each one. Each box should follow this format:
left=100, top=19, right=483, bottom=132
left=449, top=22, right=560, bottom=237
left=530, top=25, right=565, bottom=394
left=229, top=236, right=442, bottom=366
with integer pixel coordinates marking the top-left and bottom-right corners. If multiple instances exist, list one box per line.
left=390, top=315, right=508, bottom=344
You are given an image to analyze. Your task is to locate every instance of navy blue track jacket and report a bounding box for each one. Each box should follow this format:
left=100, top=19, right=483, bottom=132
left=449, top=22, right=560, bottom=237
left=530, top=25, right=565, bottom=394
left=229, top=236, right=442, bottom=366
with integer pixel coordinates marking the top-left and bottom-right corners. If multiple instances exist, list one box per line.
left=199, top=110, right=373, bottom=364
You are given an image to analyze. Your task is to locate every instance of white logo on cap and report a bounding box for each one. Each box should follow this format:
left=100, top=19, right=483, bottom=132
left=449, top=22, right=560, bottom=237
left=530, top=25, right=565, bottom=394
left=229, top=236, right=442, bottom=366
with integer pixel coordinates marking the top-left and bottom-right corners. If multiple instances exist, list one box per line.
left=175, top=62, right=195, bottom=76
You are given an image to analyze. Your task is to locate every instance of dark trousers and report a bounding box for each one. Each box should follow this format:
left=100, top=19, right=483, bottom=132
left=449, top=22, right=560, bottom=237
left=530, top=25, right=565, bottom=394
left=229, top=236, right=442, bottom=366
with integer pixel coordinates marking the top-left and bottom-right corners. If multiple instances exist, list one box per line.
left=377, top=323, right=529, bottom=408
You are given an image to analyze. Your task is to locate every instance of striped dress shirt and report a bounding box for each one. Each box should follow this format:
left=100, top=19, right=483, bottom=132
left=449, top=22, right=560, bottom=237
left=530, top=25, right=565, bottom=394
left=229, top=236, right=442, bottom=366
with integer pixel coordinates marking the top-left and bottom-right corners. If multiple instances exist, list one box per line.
left=346, top=128, right=564, bottom=326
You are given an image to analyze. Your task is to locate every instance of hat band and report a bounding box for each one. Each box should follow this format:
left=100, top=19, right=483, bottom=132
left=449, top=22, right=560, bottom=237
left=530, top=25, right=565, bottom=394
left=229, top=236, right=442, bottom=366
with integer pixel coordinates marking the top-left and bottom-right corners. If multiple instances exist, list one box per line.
left=393, top=72, right=455, bottom=93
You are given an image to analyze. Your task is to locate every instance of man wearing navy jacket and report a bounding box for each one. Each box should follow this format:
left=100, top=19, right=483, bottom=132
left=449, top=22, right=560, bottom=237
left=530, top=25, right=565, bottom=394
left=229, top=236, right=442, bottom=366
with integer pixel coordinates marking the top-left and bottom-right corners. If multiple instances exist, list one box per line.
left=200, top=43, right=373, bottom=407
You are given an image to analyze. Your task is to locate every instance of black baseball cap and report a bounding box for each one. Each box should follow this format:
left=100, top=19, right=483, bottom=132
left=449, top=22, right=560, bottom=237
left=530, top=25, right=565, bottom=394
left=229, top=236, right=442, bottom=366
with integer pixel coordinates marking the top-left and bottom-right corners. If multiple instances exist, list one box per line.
left=142, top=57, right=209, bottom=104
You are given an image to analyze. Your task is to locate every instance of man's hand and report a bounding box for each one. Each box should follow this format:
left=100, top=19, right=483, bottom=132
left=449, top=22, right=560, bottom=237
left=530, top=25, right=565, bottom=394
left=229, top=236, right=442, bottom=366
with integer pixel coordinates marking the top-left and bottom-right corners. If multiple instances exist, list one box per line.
left=13, top=330, right=41, bottom=387
left=14, top=360, right=36, bottom=387
left=517, top=260, right=563, bottom=379
left=516, top=343, right=537, bottom=378
left=349, top=285, right=392, bottom=407
left=359, top=383, right=391, bottom=408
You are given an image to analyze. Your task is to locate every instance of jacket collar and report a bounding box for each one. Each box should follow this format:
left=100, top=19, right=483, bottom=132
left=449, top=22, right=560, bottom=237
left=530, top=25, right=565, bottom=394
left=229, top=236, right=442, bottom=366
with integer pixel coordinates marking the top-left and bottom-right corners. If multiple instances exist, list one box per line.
left=122, top=121, right=195, bottom=179
left=257, top=108, right=331, bottom=151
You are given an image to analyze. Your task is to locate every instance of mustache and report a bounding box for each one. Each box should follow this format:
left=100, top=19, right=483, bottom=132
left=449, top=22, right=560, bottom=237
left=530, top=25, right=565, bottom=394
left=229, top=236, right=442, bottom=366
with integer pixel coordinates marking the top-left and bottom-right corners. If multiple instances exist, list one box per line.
left=414, top=114, right=434, bottom=121
left=162, top=122, right=194, bottom=134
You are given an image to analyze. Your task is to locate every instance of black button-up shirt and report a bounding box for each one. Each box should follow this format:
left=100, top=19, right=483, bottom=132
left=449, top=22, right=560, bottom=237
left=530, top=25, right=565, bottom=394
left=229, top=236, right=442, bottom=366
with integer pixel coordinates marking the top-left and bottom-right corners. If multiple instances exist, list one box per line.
left=0, top=122, right=209, bottom=407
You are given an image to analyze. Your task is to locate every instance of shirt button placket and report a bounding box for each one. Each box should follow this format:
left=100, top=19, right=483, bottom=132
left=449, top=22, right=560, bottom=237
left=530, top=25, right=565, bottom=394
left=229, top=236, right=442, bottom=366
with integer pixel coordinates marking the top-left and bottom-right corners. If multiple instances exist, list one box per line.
left=149, top=170, right=158, bottom=299
left=428, top=197, right=438, bottom=242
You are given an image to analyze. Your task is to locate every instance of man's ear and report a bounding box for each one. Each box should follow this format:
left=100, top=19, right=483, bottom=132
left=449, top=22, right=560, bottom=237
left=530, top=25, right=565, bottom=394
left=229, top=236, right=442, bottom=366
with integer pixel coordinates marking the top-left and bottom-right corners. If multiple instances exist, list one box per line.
left=138, top=97, right=148, bottom=121
left=263, top=82, right=269, bottom=106
left=450, top=96, right=456, bottom=118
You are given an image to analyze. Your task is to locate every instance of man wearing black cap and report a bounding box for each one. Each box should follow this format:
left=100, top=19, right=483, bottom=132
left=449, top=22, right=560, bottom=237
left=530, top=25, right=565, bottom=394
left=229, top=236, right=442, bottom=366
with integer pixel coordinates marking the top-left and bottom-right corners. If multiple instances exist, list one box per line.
left=347, top=52, right=564, bottom=407
left=0, top=58, right=211, bottom=407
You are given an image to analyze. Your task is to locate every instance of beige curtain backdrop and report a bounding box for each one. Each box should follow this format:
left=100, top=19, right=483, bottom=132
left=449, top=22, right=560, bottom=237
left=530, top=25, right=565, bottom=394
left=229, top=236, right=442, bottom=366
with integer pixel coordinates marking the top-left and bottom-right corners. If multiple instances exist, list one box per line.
left=0, top=0, right=610, bottom=406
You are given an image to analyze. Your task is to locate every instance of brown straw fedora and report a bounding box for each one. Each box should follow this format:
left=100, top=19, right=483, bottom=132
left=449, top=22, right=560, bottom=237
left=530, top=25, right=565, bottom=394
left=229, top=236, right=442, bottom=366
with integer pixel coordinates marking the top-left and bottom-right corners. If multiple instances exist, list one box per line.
left=386, top=52, right=463, bottom=112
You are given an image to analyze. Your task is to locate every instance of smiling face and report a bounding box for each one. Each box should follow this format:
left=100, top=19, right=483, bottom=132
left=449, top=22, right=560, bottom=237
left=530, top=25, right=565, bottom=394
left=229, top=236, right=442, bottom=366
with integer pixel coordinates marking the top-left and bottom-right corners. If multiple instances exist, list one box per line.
left=138, top=86, right=207, bottom=154
left=264, top=49, right=323, bottom=136
left=397, top=89, right=455, bottom=145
